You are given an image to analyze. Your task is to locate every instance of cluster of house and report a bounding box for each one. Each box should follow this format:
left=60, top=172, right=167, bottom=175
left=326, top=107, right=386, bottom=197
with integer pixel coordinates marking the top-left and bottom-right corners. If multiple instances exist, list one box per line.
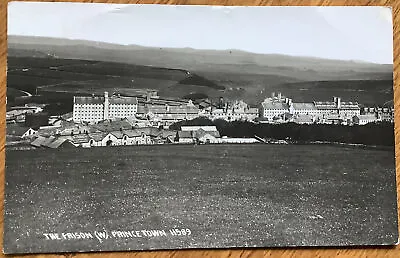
left=6, top=117, right=260, bottom=150
left=7, top=89, right=394, bottom=128
left=258, top=92, right=394, bottom=125
left=7, top=119, right=173, bottom=149
left=71, top=91, right=394, bottom=127
left=6, top=104, right=45, bottom=123
left=6, top=89, right=394, bottom=148
left=204, top=99, right=259, bottom=122
left=6, top=90, right=394, bottom=149
left=29, top=127, right=176, bottom=149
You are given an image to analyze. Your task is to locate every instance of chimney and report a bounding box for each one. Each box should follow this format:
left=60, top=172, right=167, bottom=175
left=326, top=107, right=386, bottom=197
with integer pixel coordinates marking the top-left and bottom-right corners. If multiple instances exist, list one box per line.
left=146, top=92, right=151, bottom=102
left=333, top=96, right=337, bottom=103
left=104, top=92, right=109, bottom=120
left=288, top=99, right=292, bottom=106
left=337, top=97, right=341, bottom=109
left=219, top=97, right=224, bottom=109
left=285, top=97, right=289, bottom=104
left=271, top=92, right=275, bottom=98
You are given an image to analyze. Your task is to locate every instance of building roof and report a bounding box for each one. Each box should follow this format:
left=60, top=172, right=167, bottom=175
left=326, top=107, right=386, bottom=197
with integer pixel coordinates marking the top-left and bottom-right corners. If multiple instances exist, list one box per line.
left=74, top=96, right=104, bottom=105
left=31, top=136, right=56, bottom=147
left=88, top=132, right=108, bottom=141
left=355, top=114, right=377, bottom=120
left=138, top=97, right=190, bottom=106
left=71, top=134, right=90, bottom=144
left=135, top=127, right=161, bottom=137
left=123, top=129, right=142, bottom=138
left=339, top=102, right=360, bottom=110
left=6, top=124, right=32, bottom=136
left=178, top=131, right=193, bottom=138
left=211, top=109, right=224, bottom=114
left=137, top=104, right=199, bottom=115
left=93, top=119, right=133, bottom=132
left=292, top=103, right=316, bottom=110
left=74, top=95, right=138, bottom=105
left=197, top=132, right=219, bottom=140
left=294, top=115, right=313, bottom=124
left=261, top=102, right=289, bottom=110
left=31, top=136, right=47, bottom=147
left=125, top=116, right=148, bottom=125
left=42, top=136, right=56, bottom=147
left=47, top=137, right=72, bottom=149
left=108, top=127, right=164, bottom=138
left=168, top=105, right=199, bottom=114
left=6, top=109, right=33, bottom=118
left=10, top=103, right=45, bottom=109
left=111, top=131, right=124, bottom=139
left=61, top=112, right=73, bottom=120
left=178, top=127, right=220, bottom=139
left=193, top=128, right=220, bottom=138
left=161, top=130, right=177, bottom=138
left=109, top=96, right=138, bottom=105
left=181, top=126, right=218, bottom=132
left=313, top=101, right=337, bottom=109
left=199, top=101, right=212, bottom=109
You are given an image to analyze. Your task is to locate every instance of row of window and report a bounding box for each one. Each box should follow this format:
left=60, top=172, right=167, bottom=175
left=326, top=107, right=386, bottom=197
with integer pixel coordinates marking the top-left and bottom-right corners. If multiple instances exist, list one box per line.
left=75, top=103, right=136, bottom=106
left=110, top=107, right=137, bottom=110
left=109, top=110, right=137, bottom=113
left=74, top=106, right=137, bottom=110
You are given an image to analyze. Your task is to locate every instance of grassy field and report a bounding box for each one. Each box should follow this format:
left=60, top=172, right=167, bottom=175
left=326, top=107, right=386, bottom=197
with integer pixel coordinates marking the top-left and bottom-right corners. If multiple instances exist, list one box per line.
left=7, top=56, right=221, bottom=99
left=4, top=144, right=398, bottom=253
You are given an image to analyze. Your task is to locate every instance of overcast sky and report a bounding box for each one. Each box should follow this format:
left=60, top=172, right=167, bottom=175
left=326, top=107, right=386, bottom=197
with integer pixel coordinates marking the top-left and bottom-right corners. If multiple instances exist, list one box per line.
left=8, top=2, right=394, bottom=64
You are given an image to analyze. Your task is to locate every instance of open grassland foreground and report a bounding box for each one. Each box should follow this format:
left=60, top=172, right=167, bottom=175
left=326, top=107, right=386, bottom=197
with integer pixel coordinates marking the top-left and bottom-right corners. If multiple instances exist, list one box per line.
left=4, top=144, right=398, bottom=253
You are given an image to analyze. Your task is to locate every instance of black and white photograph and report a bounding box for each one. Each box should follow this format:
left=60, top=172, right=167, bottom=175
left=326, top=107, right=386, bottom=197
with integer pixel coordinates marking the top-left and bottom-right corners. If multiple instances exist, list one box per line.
left=4, top=2, right=398, bottom=254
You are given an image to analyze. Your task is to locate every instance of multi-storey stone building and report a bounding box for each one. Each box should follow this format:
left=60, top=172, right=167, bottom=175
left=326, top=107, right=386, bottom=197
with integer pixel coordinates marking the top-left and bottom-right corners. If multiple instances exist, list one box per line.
left=73, top=92, right=138, bottom=123
left=313, top=97, right=360, bottom=118
left=259, top=93, right=361, bottom=123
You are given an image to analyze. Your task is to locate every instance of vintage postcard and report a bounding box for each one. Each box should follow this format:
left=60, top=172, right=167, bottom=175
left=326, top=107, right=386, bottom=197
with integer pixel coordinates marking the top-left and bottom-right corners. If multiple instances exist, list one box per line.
left=4, top=2, right=398, bottom=254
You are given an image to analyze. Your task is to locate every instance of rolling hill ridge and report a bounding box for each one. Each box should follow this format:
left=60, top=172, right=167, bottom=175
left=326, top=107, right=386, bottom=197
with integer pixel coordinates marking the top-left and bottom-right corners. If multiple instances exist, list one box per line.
left=7, top=36, right=394, bottom=106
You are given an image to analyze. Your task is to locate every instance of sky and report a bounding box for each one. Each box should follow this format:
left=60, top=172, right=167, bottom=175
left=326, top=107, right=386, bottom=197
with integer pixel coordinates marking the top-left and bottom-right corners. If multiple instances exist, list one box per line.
left=8, top=2, right=394, bottom=64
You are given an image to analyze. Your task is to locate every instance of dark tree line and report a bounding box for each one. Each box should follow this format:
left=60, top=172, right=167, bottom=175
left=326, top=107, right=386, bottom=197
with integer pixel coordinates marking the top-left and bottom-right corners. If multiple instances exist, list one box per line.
left=170, top=117, right=395, bottom=146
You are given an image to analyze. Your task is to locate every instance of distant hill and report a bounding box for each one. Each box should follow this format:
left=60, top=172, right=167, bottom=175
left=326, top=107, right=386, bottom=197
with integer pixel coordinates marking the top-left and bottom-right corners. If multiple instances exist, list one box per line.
left=8, top=35, right=392, bottom=80
left=7, top=36, right=394, bottom=106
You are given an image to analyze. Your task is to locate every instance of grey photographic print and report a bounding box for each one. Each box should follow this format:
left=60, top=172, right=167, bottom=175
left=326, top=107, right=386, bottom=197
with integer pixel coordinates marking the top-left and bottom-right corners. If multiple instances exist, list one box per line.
left=4, top=2, right=398, bottom=254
